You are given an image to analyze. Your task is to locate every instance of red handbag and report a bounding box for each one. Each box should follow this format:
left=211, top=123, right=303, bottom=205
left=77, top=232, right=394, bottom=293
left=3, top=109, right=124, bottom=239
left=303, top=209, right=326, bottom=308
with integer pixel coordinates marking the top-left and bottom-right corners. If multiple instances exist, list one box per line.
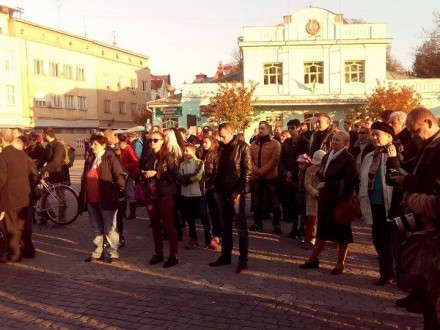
left=334, top=181, right=361, bottom=225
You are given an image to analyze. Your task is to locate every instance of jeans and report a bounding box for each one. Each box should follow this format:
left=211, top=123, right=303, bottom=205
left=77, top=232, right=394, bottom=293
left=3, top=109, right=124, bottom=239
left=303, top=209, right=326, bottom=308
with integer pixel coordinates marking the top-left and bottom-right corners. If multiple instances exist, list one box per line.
left=182, top=195, right=212, bottom=243
left=206, top=189, right=221, bottom=238
left=87, top=203, right=119, bottom=259
left=125, top=176, right=135, bottom=203
left=251, top=180, right=281, bottom=227
left=215, top=192, right=248, bottom=263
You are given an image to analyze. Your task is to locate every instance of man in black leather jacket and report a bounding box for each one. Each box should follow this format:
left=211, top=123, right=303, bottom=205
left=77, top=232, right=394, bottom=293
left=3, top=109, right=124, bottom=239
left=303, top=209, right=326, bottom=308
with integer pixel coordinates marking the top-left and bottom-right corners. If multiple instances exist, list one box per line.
left=209, top=122, right=252, bottom=273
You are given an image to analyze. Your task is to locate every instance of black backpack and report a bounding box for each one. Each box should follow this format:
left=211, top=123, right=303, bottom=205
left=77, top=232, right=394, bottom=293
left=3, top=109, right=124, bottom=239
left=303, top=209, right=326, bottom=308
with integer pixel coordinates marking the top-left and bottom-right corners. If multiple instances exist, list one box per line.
left=396, top=230, right=440, bottom=293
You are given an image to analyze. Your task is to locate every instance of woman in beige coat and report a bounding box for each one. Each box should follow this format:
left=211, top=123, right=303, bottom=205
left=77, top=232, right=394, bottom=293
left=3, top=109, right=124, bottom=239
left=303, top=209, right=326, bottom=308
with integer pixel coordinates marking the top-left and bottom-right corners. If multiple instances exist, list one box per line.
left=303, top=150, right=326, bottom=249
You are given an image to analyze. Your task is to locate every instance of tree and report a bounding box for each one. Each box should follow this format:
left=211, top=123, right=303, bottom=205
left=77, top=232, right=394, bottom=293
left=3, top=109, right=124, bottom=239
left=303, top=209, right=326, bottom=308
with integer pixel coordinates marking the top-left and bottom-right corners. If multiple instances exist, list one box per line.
left=230, top=45, right=243, bottom=71
left=209, top=81, right=258, bottom=132
left=412, top=11, right=440, bottom=77
left=363, top=81, right=421, bottom=119
left=386, top=46, right=407, bottom=74
left=132, top=104, right=152, bottom=126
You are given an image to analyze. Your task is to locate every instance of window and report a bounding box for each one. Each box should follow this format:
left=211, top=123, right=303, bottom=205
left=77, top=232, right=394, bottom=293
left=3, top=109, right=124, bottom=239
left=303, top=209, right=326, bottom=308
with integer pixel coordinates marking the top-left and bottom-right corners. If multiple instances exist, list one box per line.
left=304, top=62, right=324, bottom=84
left=64, top=65, right=73, bottom=79
left=142, top=80, right=148, bottom=92
left=4, top=51, right=14, bottom=71
left=130, top=78, right=137, bottom=90
left=76, top=67, right=85, bottom=81
left=78, top=96, right=87, bottom=110
left=35, top=99, right=47, bottom=107
left=131, top=103, right=137, bottom=115
left=34, top=60, right=45, bottom=75
left=104, top=73, right=111, bottom=89
left=118, top=76, right=124, bottom=89
left=49, top=62, right=60, bottom=77
left=263, top=63, right=283, bottom=85
left=51, top=94, right=62, bottom=108
left=104, top=99, right=111, bottom=113
left=65, top=95, right=75, bottom=109
left=6, top=85, right=15, bottom=105
left=119, top=101, right=126, bottom=115
left=345, top=60, right=365, bottom=83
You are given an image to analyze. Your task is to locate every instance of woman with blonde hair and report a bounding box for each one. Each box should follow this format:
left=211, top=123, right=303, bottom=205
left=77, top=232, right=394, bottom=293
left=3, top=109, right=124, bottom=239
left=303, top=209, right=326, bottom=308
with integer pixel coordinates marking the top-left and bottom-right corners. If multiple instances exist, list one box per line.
left=299, top=131, right=357, bottom=275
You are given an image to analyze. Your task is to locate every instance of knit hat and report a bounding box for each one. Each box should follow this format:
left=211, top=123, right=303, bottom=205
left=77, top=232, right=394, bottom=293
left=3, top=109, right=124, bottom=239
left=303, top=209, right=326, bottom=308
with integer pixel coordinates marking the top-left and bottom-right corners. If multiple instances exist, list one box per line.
left=311, top=150, right=326, bottom=165
left=371, top=121, right=394, bottom=137
left=297, top=153, right=311, bottom=164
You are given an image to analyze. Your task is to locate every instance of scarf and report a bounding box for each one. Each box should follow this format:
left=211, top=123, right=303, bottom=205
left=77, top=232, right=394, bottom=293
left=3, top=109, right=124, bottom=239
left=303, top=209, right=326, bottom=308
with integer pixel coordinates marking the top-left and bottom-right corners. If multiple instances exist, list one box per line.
left=323, top=148, right=343, bottom=175
left=367, top=150, right=382, bottom=191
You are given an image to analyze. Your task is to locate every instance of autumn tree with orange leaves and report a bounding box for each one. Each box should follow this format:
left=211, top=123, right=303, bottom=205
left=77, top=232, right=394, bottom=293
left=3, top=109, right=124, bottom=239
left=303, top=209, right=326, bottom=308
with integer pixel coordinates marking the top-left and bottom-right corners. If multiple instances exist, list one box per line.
left=209, top=81, right=258, bottom=132
left=363, top=82, right=421, bottom=120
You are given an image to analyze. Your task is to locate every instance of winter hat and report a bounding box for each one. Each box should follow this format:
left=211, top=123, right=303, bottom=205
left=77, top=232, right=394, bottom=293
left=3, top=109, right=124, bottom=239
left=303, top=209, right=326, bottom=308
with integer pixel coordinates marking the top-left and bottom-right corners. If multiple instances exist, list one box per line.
left=296, top=153, right=311, bottom=164
left=371, top=121, right=394, bottom=137
left=311, top=150, right=326, bottom=165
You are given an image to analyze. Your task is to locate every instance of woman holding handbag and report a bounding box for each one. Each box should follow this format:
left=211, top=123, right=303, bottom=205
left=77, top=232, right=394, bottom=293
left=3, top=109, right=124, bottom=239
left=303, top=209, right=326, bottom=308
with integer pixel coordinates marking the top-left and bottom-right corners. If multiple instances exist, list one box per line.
left=299, top=131, right=357, bottom=275
left=141, top=131, right=179, bottom=268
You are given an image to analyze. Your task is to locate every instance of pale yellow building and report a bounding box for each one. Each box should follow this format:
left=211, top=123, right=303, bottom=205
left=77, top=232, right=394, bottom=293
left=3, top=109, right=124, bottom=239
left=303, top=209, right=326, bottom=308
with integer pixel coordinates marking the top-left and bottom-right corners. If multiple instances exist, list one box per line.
left=0, top=4, right=150, bottom=143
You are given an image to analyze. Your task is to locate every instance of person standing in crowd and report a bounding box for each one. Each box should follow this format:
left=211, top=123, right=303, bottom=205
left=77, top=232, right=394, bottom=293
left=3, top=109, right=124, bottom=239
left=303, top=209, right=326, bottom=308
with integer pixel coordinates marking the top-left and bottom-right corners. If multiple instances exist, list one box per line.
left=296, top=153, right=312, bottom=240
left=279, top=130, right=290, bottom=144
left=128, top=132, right=143, bottom=159
left=364, top=117, right=374, bottom=129
left=300, top=121, right=314, bottom=141
left=310, top=113, right=334, bottom=155
left=389, top=111, right=419, bottom=173
left=178, top=143, right=216, bottom=250
left=248, top=121, right=282, bottom=234
left=350, top=127, right=374, bottom=174
left=79, top=134, right=126, bottom=264
left=359, top=122, right=400, bottom=285
left=40, top=128, right=70, bottom=185
left=279, top=119, right=310, bottom=238
left=118, top=134, right=139, bottom=220
left=273, top=125, right=282, bottom=142
left=303, top=150, right=326, bottom=250
left=142, top=131, right=179, bottom=268
left=26, top=132, right=46, bottom=169
left=201, top=135, right=221, bottom=250
left=209, top=123, right=252, bottom=273
left=0, top=129, right=37, bottom=263
left=391, top=107, right=440, bottom=329
left=300, top=131, right=357, bottom=275
left=344, top=119, right=359, bottom=153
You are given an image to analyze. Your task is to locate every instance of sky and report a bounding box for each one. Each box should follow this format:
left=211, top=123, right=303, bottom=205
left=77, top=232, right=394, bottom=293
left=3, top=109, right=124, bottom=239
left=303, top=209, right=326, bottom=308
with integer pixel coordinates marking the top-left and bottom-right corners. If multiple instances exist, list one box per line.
left=2, top=0, right=439, bottom=88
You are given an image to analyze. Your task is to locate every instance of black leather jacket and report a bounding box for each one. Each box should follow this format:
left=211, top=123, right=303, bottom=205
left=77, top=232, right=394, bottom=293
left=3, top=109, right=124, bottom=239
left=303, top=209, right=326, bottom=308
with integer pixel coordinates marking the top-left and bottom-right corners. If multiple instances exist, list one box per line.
left=214, top=136, right=252, bottom=195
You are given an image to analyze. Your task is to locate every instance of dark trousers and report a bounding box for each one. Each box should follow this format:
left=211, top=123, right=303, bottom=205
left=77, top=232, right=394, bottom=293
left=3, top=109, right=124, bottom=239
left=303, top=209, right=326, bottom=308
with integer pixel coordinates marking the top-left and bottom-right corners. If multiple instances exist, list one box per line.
left=206, top=189, right=221, bottom=238
left=3, top=206, right=31, bottom=261
left=173, top=193, right=184, bottom=240
left=182, top=195, right=212, bottom=243
left=215, top=192, right=248, bottom=263
left=251, top=180, right=281, bottom=227
left=280, top=180, right=299, bottom=234
left=146, top=197, right=178, bottom=260
left=116, top=205, right=124, bottom=236
left=371, top=204, right=395, bottom=280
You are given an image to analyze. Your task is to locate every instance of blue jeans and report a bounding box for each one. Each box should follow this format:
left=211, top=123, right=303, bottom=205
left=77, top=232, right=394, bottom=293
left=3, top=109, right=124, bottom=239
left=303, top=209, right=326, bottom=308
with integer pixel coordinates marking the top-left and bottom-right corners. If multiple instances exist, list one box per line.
left=87, top=203, right=119, bottom=259
left=215, top=192, right=248, bottom=263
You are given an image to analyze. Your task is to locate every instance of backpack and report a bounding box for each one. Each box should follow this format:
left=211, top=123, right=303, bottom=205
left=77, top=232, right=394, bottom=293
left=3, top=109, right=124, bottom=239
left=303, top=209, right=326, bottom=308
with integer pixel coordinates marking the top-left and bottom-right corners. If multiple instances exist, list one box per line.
left=63, top=144, right=75, bottom=167
left=396, top=230, right=440, bottom=293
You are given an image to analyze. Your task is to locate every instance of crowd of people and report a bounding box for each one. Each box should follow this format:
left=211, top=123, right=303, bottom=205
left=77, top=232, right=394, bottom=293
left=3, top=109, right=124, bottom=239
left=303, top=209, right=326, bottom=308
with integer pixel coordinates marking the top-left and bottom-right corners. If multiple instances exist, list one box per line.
left=1, top=106, right=440, bottom=328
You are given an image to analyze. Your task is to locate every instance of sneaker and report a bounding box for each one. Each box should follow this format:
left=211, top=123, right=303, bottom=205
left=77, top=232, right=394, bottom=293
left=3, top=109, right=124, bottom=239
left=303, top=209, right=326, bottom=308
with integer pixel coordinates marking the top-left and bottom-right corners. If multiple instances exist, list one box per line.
left=185, top=239, right=199, bottom=250
left=249, top=223, right=262, bottom=231
left=273, top=226, right=283, bottom=235
left=206, top=239, right=221, bottom=251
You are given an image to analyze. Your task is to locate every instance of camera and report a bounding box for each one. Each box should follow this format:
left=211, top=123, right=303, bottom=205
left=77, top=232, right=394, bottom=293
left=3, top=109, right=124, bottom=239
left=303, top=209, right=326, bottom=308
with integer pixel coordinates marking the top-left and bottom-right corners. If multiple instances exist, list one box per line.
left=387, top=213, right=423, bottom=233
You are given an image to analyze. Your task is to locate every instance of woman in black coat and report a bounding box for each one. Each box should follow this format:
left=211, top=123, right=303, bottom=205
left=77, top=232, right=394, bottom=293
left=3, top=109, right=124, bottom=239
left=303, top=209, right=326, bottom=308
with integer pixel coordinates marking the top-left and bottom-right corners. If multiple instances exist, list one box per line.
left=300, top=131, right=358, bottom=275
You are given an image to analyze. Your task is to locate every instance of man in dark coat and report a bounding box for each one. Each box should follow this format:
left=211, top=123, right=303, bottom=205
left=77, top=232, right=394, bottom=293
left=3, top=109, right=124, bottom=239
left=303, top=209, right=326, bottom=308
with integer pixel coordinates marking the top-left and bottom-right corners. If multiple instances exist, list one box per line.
left=310, top=113, right=334, bottom=155
left=209, top=122, right=252, bottom=274
left=0, top=129, right=37, bottom=263
left=40, top=128, right=70, bottom=184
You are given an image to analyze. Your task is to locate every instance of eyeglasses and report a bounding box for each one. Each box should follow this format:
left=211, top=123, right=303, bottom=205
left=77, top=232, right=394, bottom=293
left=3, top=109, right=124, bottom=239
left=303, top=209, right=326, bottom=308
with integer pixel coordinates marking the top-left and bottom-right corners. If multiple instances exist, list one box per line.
left=148, top=138, right=163, bottom=143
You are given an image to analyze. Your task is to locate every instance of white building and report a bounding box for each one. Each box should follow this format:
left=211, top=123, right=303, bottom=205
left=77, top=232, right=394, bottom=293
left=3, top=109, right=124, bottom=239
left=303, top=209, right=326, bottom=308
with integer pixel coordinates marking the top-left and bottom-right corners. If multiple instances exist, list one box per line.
left=239, top=7, right=390, bottom=128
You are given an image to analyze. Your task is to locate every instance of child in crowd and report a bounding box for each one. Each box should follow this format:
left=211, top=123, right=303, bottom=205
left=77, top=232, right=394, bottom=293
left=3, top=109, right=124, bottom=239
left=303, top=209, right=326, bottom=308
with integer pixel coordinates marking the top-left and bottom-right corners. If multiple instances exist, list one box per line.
left=302, top=150, right=326, bottom=250
left=177, top=143, right=216, bottom=250
left=296, top=154, right=312, bottom=243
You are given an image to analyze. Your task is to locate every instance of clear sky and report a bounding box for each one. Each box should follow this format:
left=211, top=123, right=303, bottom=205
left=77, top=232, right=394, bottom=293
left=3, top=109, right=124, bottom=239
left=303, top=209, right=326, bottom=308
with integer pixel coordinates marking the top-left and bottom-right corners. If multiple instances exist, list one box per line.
left=2, top=0, right=439, bottom=88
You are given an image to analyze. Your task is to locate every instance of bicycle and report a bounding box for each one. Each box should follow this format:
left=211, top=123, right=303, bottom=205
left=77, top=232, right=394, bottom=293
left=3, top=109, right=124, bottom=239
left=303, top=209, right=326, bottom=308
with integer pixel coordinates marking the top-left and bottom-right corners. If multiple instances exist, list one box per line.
left=34, top=175, right=80, bottom=226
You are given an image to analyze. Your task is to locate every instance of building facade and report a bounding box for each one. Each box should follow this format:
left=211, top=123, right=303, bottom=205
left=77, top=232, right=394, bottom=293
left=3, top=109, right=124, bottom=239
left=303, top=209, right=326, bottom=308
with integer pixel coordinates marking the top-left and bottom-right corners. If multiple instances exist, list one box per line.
left=0, top=4, right=150, bottom=145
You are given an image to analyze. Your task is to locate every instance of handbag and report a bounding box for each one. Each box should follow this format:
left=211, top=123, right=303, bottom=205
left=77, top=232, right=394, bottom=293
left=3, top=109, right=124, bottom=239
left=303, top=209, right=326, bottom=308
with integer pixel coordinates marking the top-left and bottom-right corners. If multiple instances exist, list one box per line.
left=334, top=180, right=362, bottom=225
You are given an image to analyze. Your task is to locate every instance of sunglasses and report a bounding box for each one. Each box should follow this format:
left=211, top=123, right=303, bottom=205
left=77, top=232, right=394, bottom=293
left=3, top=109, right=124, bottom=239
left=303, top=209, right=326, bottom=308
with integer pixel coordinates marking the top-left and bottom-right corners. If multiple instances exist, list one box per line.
left=148, top=138, right=163, bottom=143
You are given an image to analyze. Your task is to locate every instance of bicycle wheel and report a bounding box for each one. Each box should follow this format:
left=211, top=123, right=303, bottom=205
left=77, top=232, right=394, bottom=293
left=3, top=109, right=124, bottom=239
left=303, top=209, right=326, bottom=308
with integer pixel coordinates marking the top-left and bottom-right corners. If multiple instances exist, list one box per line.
left=0, top=224, right=7, bottom=260
left=41, top=185, right=80, bottom=225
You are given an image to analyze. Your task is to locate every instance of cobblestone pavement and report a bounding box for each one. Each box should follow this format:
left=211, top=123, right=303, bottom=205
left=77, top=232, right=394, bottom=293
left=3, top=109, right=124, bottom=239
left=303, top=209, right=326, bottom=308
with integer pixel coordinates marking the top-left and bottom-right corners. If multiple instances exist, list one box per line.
left=0, top=161, right=423, bottom=329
